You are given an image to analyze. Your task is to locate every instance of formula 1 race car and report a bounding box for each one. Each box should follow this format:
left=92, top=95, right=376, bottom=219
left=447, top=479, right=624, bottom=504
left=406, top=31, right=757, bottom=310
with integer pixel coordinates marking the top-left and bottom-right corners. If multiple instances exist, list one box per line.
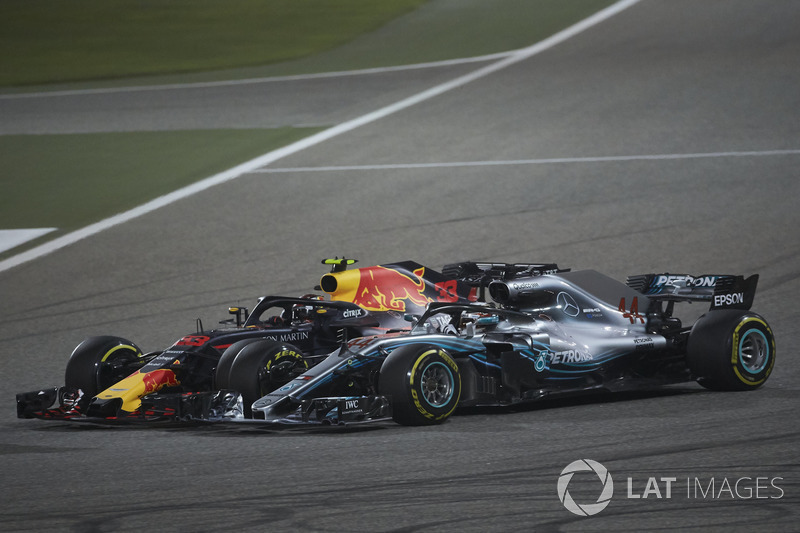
left=16, top=295, right=379, bottom=420
left=16, top=258, right=480, bottom=421
left=247, top=261, right=776, bottom=426
left=17, top=259, right=775, bottom=427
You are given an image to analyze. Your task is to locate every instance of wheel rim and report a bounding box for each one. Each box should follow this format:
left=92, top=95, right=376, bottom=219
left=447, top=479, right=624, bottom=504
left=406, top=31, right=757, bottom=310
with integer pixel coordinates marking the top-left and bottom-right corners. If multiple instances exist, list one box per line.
left=97, top=348, right=141, bottom=391
left=420, top=361, right=454, bottom=407
left=259, top=358, right=306, bottom=394
left=267, top=360, right=295, bottom=384
left=739, top=329, right=769, bottom=374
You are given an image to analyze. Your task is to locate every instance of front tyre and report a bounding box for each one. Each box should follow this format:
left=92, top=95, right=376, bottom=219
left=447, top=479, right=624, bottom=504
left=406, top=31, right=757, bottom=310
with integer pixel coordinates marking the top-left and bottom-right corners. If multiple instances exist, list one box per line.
left=379, top=345, right=461, bottom=426
left=214, top=339, right=263, bottom=390
left=687, top=311, right=776, bottom=391
left=65, top=336, right=144, bottom=397
left=227, top=340, right=308, bottom=416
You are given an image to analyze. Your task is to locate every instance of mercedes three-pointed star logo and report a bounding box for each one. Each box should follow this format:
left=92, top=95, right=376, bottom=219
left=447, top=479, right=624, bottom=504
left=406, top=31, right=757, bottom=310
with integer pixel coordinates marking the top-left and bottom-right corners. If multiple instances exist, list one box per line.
left=557, top=291, right=580, bottom=317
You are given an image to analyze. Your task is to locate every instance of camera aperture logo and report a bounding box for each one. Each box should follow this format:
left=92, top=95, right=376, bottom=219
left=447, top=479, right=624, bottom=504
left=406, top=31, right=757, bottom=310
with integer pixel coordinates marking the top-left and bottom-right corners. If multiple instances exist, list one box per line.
left=557, top=460, right=786, bottom=517
left=557, top=459, right=614, bottom=516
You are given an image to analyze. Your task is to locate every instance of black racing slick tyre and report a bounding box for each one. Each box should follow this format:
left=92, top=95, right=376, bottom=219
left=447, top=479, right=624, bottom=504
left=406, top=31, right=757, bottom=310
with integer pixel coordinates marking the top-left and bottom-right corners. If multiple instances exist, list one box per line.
left=64, top=336, right=144, bottom=397
left=379, top=345, right=461, bottom=426
left=227, top=340, right=308, bottom=416
left=214, top=339, right=263, bottom=390
left=687, top=310, right=776, bottom=391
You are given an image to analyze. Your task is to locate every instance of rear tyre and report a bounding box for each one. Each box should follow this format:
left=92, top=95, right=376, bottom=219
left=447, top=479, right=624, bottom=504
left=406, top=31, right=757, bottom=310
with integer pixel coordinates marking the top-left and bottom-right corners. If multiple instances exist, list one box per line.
left=65, top=336, right=143, bottom=397
left=379, top=344, right=461, bottom=426
left=214, top=339, right=263, bottom=390
left=227, top=340, right=308, bottom=416
left=687, top=310, right=775, bottom=391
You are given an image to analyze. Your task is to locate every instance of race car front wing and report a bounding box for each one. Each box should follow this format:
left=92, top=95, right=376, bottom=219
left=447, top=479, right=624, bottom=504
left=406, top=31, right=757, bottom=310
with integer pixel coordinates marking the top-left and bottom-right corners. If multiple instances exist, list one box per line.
left=17, top=387, right=391, bottom=427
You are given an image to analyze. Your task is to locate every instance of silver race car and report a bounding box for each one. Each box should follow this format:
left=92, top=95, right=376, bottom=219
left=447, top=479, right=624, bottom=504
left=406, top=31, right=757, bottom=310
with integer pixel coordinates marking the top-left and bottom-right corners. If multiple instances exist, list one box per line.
left=247, top=261, right=775, bottom=426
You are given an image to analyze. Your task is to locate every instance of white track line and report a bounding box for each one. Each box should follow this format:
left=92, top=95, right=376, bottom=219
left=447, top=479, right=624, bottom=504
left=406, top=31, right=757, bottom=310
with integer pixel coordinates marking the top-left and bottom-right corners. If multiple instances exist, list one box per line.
left=0, top=52, right=512, bottom=100
left=250, top=149, right=800, bottom=173
left=0, top=228, right=57, bottom=254
left=0, top=0, right=641, bottom=274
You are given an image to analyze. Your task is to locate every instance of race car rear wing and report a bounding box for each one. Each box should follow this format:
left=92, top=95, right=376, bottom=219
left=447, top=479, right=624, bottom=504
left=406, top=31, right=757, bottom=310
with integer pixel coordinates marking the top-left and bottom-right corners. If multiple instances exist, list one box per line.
left=625, top=273, right=759, bottom=310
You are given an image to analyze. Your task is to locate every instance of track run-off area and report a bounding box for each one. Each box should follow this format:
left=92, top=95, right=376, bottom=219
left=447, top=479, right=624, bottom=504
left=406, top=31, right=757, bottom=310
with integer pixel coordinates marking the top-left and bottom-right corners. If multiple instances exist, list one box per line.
left=1, top=1, right=799, bottom=531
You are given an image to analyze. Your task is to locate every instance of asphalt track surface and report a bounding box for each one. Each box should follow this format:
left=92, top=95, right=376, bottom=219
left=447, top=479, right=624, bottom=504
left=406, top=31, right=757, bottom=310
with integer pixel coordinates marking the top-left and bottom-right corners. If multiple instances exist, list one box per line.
left=2, top=1, right=800, bottom=531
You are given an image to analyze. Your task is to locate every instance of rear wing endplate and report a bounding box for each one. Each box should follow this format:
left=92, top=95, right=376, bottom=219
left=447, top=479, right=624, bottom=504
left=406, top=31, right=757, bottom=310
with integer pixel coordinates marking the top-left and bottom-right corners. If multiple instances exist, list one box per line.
left=626, top=273, right=759, bottom=310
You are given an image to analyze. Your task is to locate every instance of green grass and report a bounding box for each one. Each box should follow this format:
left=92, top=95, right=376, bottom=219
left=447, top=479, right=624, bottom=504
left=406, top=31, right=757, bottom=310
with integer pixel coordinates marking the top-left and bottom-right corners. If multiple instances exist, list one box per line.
left=1, top=0, right=617, bottom=89
left=0, top=0, right=427, bottom=87
left=0, top=128, right=323, bottom=232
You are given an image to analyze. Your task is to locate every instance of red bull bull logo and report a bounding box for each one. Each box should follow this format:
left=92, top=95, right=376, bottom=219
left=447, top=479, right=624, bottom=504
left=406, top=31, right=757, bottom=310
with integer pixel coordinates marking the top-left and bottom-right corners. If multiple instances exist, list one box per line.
left=353, top=266, right=432, bottom=312
left=321, top=261, right=479, bottom=314
left=324, top=265, right=432, bottom=313
left=141, top=369, right=180, bottom=395
left=95, top=368, right=182, bottom=413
